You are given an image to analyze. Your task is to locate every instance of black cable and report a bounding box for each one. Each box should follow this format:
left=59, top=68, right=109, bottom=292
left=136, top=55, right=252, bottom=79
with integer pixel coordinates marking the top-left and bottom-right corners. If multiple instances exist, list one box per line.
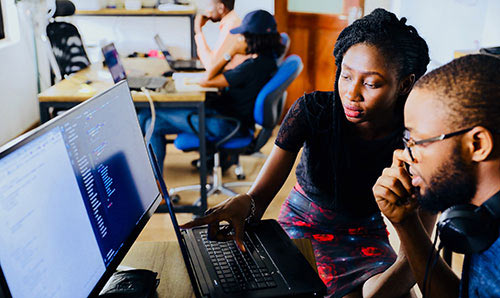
left=422, top=231, right=439, bottom=298
left=425, top=244, right=444, bottom=298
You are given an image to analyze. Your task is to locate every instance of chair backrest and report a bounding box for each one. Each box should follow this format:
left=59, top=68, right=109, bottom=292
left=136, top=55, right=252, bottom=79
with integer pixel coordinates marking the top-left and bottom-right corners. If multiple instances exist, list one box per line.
left=254, top=54, right=303, bottom=128
left=276, top=32, right=291, bottom=66
left=250, top=54, right=303, bottom=152
left=46, top=1, right=89, bottom=77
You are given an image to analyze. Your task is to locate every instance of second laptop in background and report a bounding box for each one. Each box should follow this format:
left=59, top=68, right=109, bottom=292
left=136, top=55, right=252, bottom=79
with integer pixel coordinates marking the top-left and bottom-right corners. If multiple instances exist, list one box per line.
left=154, top=34, right=205, bottom=71
left=101, top=43, right=168, bottom=90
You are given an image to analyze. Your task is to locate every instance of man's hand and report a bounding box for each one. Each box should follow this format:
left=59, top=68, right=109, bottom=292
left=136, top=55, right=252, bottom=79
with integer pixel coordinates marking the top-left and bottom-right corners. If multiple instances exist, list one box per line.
left=194, top=14, right=210, bottom=34
left=373, top=149, right=418, bottom=224
left=180, top=194, right=253, bottom=252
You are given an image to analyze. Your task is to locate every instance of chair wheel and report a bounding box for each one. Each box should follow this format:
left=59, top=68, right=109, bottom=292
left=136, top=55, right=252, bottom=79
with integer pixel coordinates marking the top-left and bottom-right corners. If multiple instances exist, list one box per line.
left=236, top=174, right=246, bottom=180
left=171, top=194, right=181, bottom=203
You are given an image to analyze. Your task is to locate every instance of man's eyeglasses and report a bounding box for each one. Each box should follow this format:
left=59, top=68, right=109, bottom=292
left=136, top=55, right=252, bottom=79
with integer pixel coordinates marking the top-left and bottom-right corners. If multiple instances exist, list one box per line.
left=402, top=127, right=474, bottom=162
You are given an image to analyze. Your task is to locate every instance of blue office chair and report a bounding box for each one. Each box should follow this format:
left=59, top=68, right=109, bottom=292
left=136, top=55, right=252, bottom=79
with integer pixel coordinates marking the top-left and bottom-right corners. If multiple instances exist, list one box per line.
left=169, top=55, right=303, bottom=205
left=277, top=32, right=290, bottom=66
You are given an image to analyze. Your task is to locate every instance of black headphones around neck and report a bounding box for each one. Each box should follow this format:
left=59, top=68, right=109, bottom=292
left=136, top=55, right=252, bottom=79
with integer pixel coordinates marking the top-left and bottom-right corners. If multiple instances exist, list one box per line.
left=437, top=190, right=500, bottom=254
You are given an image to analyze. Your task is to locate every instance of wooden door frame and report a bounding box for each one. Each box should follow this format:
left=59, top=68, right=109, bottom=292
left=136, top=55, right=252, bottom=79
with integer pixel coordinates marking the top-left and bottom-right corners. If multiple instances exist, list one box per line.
left=274, top=0, right=364, bottom=110
left=275, top=0, right=365, bottom=32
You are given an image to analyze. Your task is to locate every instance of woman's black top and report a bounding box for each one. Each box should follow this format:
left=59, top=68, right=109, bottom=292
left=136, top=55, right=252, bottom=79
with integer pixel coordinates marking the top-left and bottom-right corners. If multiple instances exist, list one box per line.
left=217, top=54, right=277, bottom=130
left=275, top=91, right=404, bottom=218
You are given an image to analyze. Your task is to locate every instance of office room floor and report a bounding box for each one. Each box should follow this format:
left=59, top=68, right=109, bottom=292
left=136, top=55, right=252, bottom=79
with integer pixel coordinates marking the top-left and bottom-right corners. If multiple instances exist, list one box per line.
left=136, top=127, right=464, bottom=288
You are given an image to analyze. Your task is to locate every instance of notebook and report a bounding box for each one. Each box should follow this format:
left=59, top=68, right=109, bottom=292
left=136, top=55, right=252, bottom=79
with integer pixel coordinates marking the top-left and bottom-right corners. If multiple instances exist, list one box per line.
left=171, top=72, right=218, bottom=92
left=147, top=145, right=327, bottom=297
left=154, top=34, right=205, bottom=71
left=101, top=43, right=168, bottom=90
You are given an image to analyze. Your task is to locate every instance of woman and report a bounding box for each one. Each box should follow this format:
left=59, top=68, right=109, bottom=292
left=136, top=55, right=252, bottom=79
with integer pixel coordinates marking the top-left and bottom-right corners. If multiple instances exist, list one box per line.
left=139, top=10, right=284, bottom=172
left=182, top=8, right=432, bottom=297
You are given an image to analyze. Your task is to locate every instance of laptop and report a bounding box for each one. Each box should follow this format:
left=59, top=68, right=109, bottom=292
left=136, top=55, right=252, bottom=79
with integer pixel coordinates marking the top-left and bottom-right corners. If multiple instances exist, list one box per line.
left=101, top=43, right=167, bottom=90
left=0, top=81, right=162, bottom=298
left=154, top=34, right=205, bottom=71
left=148, top=145, right=327, bottom=297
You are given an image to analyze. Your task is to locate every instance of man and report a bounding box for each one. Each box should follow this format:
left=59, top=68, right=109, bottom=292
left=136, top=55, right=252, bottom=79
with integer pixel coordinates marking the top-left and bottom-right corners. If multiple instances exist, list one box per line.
left=194, top=0, right=247, bottom=71
left=373, top=54, right=500, bottom=297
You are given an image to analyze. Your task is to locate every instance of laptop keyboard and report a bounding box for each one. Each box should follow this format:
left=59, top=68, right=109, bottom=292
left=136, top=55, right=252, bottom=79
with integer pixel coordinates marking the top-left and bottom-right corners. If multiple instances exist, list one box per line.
left=199, top=230, right=278, bottom=293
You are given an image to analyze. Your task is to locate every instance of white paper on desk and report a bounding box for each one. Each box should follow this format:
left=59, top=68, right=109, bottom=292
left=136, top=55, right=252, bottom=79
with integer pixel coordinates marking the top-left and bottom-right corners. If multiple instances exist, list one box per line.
left=157, top=3, right=196, bottom=11
left=172, top=72, right=219, bottom=92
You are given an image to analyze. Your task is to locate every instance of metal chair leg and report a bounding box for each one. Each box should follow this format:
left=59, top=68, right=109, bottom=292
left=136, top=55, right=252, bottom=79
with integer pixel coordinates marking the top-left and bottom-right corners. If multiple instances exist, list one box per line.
left=170, top=152, right=251, bottom=207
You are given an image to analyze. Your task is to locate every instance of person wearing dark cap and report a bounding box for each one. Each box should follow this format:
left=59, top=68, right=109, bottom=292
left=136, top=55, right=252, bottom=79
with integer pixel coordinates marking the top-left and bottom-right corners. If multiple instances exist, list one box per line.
left=141, top=10, right=285, bottom=173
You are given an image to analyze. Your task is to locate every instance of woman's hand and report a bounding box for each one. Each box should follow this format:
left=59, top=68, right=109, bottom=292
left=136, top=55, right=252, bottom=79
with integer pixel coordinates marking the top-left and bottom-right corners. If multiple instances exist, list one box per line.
left=229, top=35, right=248, bottom=56
left=373, top=149, right=418, bottom=224
left=180, top=193, right=253, bottom=251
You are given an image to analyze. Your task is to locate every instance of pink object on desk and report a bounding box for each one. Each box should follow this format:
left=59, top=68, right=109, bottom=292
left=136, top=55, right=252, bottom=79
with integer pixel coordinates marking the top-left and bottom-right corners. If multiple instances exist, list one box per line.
left=148, top=50, right=165, bottom=59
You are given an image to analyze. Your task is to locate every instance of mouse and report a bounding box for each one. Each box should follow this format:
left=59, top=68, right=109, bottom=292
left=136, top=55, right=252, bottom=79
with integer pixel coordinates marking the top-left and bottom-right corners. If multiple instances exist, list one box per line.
left=162, top=71, right=174, bottom=77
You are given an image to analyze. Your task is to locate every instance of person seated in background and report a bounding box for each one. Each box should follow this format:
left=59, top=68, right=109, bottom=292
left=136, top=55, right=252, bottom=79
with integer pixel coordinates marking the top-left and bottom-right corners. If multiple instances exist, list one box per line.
left=141, top=10, right=285, bottom=173
left=182, top=8, right=433, bottom=298
left=373, top=54, right=500, bottom=298
left=195, top=0, right=248, bottom=72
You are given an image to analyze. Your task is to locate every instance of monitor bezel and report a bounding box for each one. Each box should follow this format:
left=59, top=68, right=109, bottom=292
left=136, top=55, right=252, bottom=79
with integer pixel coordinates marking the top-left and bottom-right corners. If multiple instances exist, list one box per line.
left=0, top=81, right=162, bottom=298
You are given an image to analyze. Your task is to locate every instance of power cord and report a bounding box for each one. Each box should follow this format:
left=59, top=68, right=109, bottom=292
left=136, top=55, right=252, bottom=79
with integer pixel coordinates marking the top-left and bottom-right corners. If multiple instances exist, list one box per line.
left=140, top=87, right=156, bottom=145
left=422, top=230, right=444, bottom=298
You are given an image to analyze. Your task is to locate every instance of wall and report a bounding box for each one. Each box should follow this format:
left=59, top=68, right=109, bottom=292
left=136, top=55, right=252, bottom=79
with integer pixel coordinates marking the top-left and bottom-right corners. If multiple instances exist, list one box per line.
left=367, top=0, right=500, bottom=69
left=0, top=0, right=39, bottom=146
left=73, top=0, right=275, bottom=63
left=287, top=0, right=343, bottom=14
left=364, top=0, right=391, bottom=14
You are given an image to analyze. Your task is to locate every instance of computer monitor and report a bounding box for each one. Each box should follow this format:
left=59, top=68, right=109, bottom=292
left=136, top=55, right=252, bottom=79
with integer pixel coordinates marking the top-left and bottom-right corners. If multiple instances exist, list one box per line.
left=0, top=81, right=162, bottom=298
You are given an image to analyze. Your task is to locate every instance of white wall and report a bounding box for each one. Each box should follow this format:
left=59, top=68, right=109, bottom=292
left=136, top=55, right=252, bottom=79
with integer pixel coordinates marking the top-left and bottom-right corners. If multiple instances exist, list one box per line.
left=367, top=0, right=500, bottom=70
left=73, top=0, right=275, bottom=63
left=287, top=0, right=342, bottom=14
left=0, top=0, right=39, bottom=146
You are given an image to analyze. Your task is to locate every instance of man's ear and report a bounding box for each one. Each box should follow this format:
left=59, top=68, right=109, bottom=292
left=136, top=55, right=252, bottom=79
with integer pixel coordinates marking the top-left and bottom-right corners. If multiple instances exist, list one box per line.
left=216, top=2, right=226, bottom=14
left=399, top=74, right=416, bottom=96
left=466, top=126, right=494, bottom=162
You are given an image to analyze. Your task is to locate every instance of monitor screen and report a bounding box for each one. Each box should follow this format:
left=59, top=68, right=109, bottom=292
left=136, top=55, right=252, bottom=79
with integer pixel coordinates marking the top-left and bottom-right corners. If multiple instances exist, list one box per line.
left=0, top=81, right=161, bottom=298
left=102, top=43, right=127, bottom=83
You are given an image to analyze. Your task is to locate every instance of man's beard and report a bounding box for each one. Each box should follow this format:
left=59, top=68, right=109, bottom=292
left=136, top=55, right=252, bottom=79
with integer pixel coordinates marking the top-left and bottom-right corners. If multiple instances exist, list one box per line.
left=416, top=145, right=476, bottom=213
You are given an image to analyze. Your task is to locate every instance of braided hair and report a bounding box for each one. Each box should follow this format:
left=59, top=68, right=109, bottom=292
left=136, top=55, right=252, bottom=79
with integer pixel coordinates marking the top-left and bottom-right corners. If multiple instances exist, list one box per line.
left=327, top=8, right=430, bottom=209
left=333, top=8, right=430, bottom=110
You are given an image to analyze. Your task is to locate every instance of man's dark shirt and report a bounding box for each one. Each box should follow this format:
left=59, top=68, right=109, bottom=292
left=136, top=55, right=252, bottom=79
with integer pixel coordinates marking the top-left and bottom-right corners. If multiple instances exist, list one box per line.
left=461, top=233, right=500, bottom=297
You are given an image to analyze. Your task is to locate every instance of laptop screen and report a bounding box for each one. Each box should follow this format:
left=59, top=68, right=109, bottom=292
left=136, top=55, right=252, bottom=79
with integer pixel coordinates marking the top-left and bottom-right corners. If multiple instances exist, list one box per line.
left=153, top=34, right=174, bottom=62
left=102, top=43, right=127, bottom=83
left=0, top=81, right=161, bottom=298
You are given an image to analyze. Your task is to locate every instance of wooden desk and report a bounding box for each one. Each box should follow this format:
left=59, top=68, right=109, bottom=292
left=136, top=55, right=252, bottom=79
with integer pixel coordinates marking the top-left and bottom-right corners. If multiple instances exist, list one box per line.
left=120, top=240, right=318, bottom=298
left=75, top=8, right=197, bottom=58
left=38, top=57, right=204, bottom=116
left=38, top=58, right=209, bottom=216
